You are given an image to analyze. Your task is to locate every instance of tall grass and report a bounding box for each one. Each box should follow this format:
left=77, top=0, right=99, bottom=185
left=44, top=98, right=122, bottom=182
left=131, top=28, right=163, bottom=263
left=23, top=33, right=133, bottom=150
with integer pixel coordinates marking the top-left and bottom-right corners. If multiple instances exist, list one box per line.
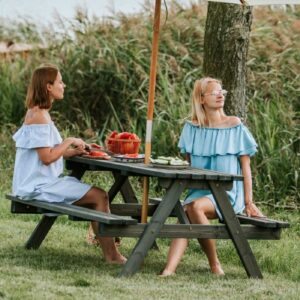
left=0, top=4, right=298, bottom=208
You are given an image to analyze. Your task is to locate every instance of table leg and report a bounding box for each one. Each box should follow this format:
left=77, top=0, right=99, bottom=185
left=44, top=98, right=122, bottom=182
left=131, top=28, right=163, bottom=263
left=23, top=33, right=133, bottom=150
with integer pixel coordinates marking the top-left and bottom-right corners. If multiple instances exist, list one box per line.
left=113, top=173, right=139, bottom=204
left=25, top=214, right=58, bottom=249
left=208, top=181, right=263, bottom=279
left=112, top=172, right=159, bottom=249
left=108, top=174, right=128, bottom=203
left=69, top=166, right=86, bottom=180
left=119, top=180, right=186, bottom=277
left=173, top=201, right=189, bottom=224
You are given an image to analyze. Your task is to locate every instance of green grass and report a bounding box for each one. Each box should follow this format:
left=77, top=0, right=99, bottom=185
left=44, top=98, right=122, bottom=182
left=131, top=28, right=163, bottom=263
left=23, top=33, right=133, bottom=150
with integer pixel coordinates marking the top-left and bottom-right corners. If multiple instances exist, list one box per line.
left=0, top=199, right=299, bottom=300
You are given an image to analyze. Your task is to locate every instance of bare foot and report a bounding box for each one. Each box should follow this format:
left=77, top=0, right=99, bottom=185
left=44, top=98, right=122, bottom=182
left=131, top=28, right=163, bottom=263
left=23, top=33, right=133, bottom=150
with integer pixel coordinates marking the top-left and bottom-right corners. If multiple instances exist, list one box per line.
left=158, top=269, right=175, bottom=277
left=86, top=226, right=100, bottom=246
left=211, top=263, right=225, bottom=276
left=105, top=254, right=127, bottom=265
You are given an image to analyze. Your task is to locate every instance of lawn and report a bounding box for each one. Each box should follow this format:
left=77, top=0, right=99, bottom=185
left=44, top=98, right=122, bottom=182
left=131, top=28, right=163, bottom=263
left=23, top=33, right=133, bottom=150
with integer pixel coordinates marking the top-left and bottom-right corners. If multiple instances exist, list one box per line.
left=0, top=191, right=299, bottom=300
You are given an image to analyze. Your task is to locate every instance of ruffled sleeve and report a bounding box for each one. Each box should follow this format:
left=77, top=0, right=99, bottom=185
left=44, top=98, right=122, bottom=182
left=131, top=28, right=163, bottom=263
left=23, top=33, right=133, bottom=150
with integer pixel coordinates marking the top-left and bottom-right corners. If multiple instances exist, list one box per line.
left=178, top=121, right=257, bottom=157
left=13, top=123, right=61, bottom=149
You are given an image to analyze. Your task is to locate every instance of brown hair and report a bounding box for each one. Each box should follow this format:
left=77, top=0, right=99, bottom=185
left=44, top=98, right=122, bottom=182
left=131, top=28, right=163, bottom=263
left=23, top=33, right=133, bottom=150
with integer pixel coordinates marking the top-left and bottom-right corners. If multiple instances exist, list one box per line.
left=25, top=64, right=59, bottom=109
left=191, top=77, right=224, bottom=126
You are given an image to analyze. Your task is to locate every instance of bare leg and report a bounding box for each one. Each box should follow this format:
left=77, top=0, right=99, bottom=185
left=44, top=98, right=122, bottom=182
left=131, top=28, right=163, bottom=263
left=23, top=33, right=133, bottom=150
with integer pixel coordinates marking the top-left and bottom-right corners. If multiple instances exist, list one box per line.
left=74, top=187, right=126, bottom=264
left=86, top=225, right=121, bottom=247
left=86, top=224, right=99, bottom=246
left=161, top=197, right=224, bottom=276
left=160, top=238, right=189, bottom=276
left=186, top=198, right=224, bottom=275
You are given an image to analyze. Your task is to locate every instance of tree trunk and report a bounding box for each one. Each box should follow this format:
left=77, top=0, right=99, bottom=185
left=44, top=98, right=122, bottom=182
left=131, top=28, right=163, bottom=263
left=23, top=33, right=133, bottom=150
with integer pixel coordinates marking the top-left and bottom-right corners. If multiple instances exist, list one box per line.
left=203, top=3, right=252, bottom=120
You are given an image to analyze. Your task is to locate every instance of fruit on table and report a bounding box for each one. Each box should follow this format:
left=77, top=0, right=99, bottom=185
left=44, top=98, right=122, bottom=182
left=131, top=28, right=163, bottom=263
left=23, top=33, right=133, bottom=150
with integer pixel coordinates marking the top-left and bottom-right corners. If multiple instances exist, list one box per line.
left=150, top=156, right=189, bottom=166
left=124, top=153, right=139, bottom=158
left=106, top=131, right=140, bottom=154
left=169, top=159, right=189, bottom=166
left=90, top=143, right=102, bottom=149
left=90, top=151, right=109, bottom=157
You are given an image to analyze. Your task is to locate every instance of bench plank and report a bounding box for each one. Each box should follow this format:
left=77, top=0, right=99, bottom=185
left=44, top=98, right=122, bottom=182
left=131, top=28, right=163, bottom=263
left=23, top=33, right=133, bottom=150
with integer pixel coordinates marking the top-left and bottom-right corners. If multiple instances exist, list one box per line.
left=150, top=198, right=289, bottom=229
left=99, top=224, right=282, bottom=240
left=6, top=195, right=137, bottom=225
left=237, top=214, right=290, bottom=228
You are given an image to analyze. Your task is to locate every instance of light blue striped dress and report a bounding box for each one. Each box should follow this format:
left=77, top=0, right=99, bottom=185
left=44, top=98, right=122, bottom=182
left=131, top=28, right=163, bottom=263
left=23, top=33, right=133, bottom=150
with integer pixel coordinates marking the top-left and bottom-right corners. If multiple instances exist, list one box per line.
left=12, top=122, right=91, bottom=204
left=178, top=121, right=257, bottom=219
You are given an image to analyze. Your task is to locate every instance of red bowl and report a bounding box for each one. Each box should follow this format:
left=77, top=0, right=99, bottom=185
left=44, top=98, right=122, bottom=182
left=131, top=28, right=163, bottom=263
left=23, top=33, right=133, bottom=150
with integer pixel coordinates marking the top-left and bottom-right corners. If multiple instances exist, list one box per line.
left=105, top=137, right=141, bottom=155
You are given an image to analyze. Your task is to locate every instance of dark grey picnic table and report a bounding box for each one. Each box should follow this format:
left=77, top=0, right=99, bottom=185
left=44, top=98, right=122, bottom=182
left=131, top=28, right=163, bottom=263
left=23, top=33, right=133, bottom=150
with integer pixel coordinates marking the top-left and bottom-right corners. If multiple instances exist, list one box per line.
left=66, top=156, right=268, bottom=278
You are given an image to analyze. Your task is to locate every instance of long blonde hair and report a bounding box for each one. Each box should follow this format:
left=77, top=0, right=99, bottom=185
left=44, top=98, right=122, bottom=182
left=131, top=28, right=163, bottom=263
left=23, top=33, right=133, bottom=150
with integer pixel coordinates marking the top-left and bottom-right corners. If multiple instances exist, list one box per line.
left=191, top=77, right=224, bottom=126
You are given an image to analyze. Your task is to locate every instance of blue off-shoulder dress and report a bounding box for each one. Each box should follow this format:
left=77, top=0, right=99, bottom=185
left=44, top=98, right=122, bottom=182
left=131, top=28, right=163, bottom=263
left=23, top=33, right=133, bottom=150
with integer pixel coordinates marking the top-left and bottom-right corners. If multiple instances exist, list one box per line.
left=12, top=122, right=91, bottom=204
left=178, top=121, right=257, bottom=219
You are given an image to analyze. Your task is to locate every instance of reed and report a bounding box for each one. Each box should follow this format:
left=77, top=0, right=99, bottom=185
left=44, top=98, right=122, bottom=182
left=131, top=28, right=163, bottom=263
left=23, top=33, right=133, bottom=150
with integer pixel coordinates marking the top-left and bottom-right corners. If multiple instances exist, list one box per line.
left=0, top=4, right=298, bottom=208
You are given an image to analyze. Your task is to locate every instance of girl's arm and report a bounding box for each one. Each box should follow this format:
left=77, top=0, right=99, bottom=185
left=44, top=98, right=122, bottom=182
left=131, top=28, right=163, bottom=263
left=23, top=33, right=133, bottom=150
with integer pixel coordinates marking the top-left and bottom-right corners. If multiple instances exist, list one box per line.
left=240, top=155, right=264, bottom=217
left=36, top=137, right=86, bottom=165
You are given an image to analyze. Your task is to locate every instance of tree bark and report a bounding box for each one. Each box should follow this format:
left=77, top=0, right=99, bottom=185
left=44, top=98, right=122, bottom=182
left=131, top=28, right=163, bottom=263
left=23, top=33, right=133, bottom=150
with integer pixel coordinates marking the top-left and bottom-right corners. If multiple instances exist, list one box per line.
left=203, top=3, right=252, bottom=119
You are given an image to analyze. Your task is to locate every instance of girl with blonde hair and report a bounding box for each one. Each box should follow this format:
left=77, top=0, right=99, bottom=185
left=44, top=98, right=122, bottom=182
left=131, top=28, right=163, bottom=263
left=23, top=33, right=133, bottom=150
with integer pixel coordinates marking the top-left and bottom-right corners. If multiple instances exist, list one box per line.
left=161, top=77, right=263, bottom=276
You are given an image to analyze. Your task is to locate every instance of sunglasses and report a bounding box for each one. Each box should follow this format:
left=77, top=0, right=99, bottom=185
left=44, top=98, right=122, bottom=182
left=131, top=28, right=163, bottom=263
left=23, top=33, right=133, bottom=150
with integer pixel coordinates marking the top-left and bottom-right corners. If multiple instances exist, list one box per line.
left=202, top=89, right=228, bottom=97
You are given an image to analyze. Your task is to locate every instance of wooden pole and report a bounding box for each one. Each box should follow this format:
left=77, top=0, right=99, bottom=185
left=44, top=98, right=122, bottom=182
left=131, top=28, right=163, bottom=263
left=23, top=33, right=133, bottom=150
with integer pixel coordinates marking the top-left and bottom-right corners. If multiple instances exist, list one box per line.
left=141, top=0, right=161, bottom=223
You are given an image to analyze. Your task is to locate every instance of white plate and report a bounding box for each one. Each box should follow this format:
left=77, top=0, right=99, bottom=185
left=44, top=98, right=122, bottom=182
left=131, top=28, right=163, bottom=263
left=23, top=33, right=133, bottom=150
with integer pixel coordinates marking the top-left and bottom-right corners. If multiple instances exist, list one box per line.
left=113, top=154, right=145, bottom=163
left=150, top=163, right=190, bottom=169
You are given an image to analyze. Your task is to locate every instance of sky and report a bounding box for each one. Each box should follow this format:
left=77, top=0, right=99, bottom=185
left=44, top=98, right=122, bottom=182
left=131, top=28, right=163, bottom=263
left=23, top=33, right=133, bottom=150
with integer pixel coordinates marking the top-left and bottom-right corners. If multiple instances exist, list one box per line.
left=0, top=0, right=199, bottom=26
left=0, top=0, right=145, bottom=23
left=1, top=0, right=298, bottom=29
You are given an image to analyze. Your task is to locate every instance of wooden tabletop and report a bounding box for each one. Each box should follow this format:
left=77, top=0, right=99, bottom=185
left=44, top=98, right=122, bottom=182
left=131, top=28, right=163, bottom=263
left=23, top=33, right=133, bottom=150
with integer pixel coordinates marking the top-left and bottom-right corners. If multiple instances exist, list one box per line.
left=67, top=156, right=243, bottom=181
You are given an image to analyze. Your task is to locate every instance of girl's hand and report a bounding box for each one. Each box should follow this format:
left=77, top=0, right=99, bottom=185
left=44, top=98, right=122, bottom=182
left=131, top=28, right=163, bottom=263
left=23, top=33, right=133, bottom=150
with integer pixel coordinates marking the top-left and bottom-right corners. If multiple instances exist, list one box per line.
left=66, top=137, right=86, bottom=150
left=245, top=202, right=265, bottom=218
left=64, top=147, right=89, bottom=158
left=72, top=138, right=86, bottom=149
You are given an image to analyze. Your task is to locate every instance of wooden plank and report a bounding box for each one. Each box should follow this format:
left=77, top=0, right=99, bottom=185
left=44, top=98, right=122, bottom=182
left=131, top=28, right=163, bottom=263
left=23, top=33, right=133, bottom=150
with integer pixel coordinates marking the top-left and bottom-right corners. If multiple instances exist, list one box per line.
left=108, top=174, right=128, bottom=202
left=114, top=173, right=139, bottom=204
left=6, top=195, right=137, bottom=225
left=150, top=198, right=289, bottom=229
left=99, top=224, right=282, bottom=239
left=25, top=215, right=58, bottom=249
left=11, top=201, right=39, bottom=214
left=237, top=215, right=290, bottom=228
left=66, top=157, right=244, bottom=181
left=110, top=203, right=158, bottom=216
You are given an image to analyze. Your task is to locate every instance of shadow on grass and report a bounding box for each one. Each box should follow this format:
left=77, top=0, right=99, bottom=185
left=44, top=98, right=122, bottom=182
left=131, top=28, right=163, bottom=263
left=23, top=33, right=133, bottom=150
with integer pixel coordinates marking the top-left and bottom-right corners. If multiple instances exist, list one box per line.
left=1, top=241, right=248, bottom=281
left=0, top=244, right=124, bottom=275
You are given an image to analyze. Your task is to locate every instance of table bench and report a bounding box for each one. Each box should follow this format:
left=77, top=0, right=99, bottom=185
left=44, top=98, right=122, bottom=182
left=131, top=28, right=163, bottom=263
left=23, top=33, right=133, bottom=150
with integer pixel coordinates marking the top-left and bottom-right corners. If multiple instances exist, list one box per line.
left=5, top=156, right=289, bottom=279
left=6, top=194, right=137, bottom=249
left=99, top=200, right=289, bottom=239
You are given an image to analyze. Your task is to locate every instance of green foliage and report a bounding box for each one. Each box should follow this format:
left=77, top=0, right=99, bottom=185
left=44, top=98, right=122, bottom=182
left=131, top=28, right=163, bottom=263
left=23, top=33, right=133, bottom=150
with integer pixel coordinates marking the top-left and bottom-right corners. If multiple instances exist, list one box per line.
left=0, top=5, right=299, bottom=208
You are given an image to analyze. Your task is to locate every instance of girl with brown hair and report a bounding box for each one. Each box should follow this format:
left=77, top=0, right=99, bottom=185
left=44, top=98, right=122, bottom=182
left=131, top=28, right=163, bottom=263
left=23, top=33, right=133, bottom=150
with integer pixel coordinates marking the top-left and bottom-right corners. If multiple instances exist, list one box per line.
left=13, top=64, right=126, bottom=264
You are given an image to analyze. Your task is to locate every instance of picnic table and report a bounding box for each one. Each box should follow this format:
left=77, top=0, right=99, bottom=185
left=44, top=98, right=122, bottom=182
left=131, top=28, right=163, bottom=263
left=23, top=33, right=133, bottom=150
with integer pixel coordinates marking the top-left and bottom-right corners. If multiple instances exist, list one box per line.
left=65, top=156, right=289, bottom=278
left=6, top=156, right=289, bottom=278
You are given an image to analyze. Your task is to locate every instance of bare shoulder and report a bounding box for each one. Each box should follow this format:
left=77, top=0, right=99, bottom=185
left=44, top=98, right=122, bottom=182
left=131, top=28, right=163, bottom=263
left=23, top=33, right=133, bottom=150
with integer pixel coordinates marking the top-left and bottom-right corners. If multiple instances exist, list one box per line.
left=226, top=116, right=242, bottom=127
left=24, top=108, right=51, bottom=125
